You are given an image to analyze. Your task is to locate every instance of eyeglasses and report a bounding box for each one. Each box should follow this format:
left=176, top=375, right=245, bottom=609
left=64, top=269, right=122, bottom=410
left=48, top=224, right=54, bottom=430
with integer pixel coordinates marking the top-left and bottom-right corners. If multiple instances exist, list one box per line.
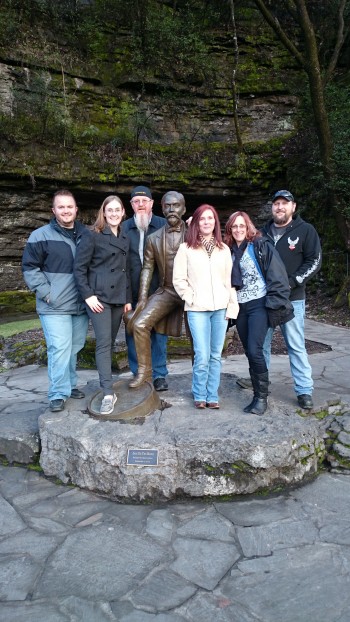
left=131, top=198, right=151, bottom=206
left=105, top=208, right=123, bottom=214
left=232, top=224, right=247, bottom=230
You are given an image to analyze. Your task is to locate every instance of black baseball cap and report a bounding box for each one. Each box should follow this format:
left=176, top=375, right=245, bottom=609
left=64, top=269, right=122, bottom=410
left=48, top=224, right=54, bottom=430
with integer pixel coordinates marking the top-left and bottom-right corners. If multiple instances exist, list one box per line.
left=130, top=186, right=152, bottom=200
left=272, top=190, right=294, bottom=202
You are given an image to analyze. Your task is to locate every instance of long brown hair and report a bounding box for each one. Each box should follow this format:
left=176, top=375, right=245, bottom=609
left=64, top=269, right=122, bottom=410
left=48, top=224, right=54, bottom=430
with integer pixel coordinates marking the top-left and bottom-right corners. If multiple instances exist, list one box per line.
left=185, top=204, right=224, bottom=249
left=224, top=211, right=261, bottom=247
left=91, top=195, right=125, bottom=233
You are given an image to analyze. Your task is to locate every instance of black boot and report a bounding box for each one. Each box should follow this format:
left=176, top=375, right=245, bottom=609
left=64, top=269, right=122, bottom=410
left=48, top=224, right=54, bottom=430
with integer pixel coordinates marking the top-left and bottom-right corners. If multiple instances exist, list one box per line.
left=243, top=371, right=269, bottom=415
left=243, top=369, right=255, bottom=412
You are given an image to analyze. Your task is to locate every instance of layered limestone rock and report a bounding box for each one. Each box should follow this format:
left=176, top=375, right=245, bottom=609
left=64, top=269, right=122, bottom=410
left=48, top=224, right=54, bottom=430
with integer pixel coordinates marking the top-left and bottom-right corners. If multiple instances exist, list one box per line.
left=39, top=373, right=324, bottom=502
left=0, top=10, right=299, bottom=290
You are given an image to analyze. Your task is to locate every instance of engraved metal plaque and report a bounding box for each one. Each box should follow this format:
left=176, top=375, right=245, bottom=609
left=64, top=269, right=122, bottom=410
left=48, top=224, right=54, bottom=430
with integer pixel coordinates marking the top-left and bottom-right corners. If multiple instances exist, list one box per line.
left=127, top=448, right=159, bottom=466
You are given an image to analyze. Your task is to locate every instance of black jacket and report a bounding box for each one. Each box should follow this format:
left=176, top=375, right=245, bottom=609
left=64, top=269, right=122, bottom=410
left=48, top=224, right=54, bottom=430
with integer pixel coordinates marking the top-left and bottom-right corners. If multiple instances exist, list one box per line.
left=73, top=227, right=131, bottom=305
left=261, top=214, right=321, bottom=301
left=121, top=213, right=166, bottom=305
left=252, top=238, right=291, bottom=309
left=252, top=237, right=294, bottom=327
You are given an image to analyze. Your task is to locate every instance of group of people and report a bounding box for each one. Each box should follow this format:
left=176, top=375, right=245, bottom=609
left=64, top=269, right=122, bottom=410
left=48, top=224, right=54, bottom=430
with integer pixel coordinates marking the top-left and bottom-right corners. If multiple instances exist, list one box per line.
left=22, top=186, right=321, bottom=417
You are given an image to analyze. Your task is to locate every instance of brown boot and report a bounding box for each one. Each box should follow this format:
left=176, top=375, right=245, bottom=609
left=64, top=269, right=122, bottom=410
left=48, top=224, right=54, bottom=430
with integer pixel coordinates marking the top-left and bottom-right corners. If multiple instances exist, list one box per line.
left=129, top=366, right=152, bottom=388
left=129, top=316, right=153, bottom=388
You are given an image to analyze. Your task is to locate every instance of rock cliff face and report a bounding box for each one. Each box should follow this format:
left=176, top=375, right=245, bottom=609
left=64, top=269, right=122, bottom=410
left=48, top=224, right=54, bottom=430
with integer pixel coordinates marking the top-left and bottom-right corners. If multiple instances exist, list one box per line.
left=0, top=4, right=299, bottom=291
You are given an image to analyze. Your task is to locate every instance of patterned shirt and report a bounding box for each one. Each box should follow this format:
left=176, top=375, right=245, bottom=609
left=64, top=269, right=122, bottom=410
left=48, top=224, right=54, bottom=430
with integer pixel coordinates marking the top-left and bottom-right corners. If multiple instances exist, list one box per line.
left=236, top=244, right=266, bottom=304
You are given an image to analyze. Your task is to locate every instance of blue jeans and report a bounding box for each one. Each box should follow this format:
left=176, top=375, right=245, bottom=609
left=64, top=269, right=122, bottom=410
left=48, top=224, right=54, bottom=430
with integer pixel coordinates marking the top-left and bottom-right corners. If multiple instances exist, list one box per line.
left=263, top=299, right=313, bottom=396
left=39, top=313, right=89, bottom=401
left=187, top=309, right=228, bottom=403
left=87, top=303, right=124, bottom=395
left=126, top=330, right=168, bottom=380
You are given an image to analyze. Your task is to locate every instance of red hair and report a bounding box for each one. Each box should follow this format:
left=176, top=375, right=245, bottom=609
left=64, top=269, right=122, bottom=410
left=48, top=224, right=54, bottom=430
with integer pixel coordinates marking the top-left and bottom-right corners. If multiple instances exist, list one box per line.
left=185, top=204, right=224, bottom=249
left=224, top=211, right=261, bottom=247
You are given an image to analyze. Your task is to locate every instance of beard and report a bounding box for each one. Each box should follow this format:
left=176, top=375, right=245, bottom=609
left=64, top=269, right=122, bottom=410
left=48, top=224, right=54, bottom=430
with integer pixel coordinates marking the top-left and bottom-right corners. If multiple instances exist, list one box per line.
left=273, top=213, right=289, bottom=226
left=167, top=214, right=181, bottom=226
left=135, top=212, right=151, bottom=232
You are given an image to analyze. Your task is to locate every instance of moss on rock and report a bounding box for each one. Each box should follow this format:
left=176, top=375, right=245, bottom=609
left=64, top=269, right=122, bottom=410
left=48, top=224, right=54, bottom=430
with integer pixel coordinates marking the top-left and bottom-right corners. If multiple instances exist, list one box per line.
left=0, top=291, right=36, bottom=315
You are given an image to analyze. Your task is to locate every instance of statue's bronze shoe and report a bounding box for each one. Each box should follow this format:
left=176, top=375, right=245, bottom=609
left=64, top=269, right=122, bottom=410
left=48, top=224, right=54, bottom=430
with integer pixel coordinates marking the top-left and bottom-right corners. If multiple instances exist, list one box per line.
left=129, top=373, right=152, bottom=389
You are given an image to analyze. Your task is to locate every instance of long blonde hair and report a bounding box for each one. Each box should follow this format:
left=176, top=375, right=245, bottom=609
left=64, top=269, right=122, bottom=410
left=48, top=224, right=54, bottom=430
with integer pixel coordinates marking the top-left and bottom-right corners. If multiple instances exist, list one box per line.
left=91, top=195, right=125, bottom=233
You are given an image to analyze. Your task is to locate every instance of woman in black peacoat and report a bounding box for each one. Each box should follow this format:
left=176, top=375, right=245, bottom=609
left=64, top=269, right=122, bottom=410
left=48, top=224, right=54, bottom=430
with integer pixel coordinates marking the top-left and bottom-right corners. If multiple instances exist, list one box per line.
left=74, top=195, right=132, bottom=415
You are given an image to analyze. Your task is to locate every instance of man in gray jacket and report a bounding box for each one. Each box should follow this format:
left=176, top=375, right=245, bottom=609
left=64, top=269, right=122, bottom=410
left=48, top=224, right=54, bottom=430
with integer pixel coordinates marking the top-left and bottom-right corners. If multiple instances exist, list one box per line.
left=22, top=189, right=88, bottom=412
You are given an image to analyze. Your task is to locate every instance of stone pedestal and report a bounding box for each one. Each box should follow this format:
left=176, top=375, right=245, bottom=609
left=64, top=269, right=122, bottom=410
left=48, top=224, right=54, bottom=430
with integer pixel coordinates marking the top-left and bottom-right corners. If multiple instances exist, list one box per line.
left=39, top=373, right=324, bottom=502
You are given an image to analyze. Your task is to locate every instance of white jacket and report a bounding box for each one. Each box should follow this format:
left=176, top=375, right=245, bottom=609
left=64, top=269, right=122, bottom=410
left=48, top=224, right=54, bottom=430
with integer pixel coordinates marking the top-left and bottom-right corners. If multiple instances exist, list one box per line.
left=173, top=242, right=239, bottom=319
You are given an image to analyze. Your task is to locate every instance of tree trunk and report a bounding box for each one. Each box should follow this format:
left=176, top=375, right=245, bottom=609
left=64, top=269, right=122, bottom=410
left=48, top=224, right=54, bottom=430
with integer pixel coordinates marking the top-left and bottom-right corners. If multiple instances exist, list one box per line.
left=294, top=0, right=333, bottom=182
left=253, top=0, right=350, bottom=248
left=228, top=0, right=244, bottom=152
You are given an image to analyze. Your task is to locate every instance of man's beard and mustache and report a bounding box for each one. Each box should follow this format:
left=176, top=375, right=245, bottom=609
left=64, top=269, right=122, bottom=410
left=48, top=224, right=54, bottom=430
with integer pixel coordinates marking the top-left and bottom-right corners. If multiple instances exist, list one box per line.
left=135, top=212, right=151, bottom=232
left=273, top=212, right=289, bottom=225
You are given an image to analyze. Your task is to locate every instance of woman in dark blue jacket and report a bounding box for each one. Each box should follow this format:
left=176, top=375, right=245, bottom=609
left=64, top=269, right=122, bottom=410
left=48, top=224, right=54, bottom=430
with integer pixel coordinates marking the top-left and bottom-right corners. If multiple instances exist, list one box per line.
left=74, top=195, right=131, bottom=415
left=224, top=211, right=293, bottom=415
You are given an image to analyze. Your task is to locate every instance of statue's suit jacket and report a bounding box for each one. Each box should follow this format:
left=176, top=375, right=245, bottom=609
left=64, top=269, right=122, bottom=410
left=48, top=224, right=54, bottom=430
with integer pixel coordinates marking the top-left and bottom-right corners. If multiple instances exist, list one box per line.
left=138, top=222, right=186, bottom=337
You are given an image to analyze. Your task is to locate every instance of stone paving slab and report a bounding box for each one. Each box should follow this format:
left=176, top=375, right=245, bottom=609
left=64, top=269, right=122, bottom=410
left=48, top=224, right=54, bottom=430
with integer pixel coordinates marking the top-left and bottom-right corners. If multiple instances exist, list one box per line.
left=0, top=466, right=350, bottom=621
left=34, top=523, right=169, bottom=602
left=0, top=320, right=350, bottom=620
left=225, top=544, right=350, bottom=622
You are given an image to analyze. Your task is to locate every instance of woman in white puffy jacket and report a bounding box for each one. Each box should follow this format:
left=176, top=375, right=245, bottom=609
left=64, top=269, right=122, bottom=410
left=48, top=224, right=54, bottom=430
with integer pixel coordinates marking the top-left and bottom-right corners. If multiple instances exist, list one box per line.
left=173, top=204, right=239, bottom=410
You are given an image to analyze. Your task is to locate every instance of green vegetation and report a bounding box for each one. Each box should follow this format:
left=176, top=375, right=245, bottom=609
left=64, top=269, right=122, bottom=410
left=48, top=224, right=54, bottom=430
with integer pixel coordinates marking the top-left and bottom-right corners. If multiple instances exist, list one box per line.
left=76, top=336, right=128, bottom=371
left=27, top=464, right=43, bottom=472
left=283, top=83, right=350, bottom=222
left=0, top=0, right=349, bottom=298
left=326, top=450, right=350, bottom=471
left=0, top=319, right=41, bottom=338
left=0, top=291, right=36, bottom=315
left=201, top=460, right=255, bottom=478
left=0, top=0, right=288, bottom=160
left=4, top=338, right=47, bottom=367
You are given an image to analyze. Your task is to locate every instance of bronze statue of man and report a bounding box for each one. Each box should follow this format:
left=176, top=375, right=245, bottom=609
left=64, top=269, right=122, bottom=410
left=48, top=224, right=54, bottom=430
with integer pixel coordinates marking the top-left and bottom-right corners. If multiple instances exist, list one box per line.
left=127, top=191, right=186, bottom=388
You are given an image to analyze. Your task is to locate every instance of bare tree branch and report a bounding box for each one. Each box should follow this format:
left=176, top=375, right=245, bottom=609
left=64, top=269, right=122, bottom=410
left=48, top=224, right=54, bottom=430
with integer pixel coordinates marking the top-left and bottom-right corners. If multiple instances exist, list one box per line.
left=324, top=0, right=348, bottom=84
left=228, top=0, right=244, bottom=151
left=293, top=0, right=333, bottom=172
left=253, top=0, right=305, bottom=68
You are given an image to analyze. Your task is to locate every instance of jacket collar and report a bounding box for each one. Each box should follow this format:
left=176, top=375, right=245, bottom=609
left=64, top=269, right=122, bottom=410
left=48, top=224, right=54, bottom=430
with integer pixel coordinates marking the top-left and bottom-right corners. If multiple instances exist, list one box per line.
left=102, top=225, right=127, bottom=247
left=51, top=218, right=86, bottom=240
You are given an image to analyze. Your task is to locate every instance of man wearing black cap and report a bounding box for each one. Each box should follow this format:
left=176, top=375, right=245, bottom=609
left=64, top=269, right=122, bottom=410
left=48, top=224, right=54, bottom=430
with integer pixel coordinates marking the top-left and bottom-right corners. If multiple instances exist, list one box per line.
left=126, top=191, right=186, bottom=389
left=121, top=186, right=168, bottom=391
left=262, top=190, right=322, bottom=409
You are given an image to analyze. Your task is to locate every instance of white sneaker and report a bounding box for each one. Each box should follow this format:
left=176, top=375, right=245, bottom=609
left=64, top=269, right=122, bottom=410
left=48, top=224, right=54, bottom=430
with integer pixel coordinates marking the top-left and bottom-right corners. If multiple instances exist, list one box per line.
left=100, top=394, right=117, bottom=415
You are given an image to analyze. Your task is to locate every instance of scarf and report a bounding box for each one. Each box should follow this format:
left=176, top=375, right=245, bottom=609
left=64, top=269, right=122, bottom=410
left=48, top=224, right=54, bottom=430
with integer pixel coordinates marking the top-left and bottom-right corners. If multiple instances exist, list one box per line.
left=230, top=240, right=248, bottom=289
left=200, top=235, right=215, bottom=257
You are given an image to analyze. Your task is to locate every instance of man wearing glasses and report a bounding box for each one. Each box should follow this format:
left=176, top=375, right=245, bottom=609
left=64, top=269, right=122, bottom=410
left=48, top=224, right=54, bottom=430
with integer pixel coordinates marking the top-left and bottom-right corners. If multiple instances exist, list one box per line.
left=122, top=186, right=168, bottom=391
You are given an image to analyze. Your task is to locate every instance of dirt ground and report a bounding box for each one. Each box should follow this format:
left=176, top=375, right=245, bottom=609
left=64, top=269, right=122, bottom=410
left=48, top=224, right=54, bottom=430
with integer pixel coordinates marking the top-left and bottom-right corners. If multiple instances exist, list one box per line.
left=226, top=287, right=349, bottom=356
left=3, top=288, right=349, bottom=360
